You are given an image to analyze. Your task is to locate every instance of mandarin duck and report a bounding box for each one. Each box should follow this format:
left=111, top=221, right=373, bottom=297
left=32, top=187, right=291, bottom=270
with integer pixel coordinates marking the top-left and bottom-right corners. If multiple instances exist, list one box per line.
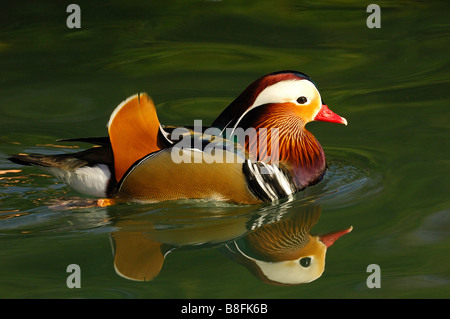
left=9, top=71, right=347, bottom=204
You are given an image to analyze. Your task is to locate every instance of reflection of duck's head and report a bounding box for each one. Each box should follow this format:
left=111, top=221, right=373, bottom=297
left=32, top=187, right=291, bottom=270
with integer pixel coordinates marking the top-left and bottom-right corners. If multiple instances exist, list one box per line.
left=223, top=207, right=352, bottom=285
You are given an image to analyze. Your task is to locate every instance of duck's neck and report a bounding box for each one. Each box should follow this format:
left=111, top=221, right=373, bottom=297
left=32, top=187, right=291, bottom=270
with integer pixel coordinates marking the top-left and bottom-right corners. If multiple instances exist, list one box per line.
left=283, top=128, right=327, bottom=189
left=243, top=112, right=327, bottom=190
left=242, top=206, right=321, bottom=261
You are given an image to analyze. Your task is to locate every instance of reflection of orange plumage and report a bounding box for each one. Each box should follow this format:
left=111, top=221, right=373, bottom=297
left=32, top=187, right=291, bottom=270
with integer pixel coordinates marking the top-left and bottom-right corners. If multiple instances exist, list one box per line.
left=109, top=204, right=353, bottom=285
left=243, top=208, right=319, bottom=261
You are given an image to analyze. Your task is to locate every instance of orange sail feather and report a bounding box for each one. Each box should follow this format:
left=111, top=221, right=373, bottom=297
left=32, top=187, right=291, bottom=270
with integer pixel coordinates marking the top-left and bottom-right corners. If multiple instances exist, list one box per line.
left=107, top=93, right=161, bottom=182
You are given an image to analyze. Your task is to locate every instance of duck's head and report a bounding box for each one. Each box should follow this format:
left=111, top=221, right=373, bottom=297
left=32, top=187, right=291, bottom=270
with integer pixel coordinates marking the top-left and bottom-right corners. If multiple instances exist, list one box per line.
left=212, top=70, right=347, bottom=133
left=234, top=227, right=353, bottom=285
left=212, top=71, right=347, bottom=169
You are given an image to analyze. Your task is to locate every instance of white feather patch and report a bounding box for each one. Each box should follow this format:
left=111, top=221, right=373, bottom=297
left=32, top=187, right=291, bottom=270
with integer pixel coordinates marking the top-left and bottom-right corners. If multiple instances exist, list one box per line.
left=44, top=164, right=111, bottom=197
left=106, top=93, right=141, bottom=130
left=230, top=80, right=321, bottom=136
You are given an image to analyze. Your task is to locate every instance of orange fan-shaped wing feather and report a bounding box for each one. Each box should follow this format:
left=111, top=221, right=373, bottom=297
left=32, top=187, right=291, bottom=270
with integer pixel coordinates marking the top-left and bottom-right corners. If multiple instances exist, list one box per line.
left=107, top=93, right=161, bottom=182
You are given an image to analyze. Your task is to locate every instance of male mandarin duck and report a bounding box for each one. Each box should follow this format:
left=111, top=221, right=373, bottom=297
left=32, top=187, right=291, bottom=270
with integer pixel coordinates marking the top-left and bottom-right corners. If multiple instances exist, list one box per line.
left=9, top=71, right=347, bottom=204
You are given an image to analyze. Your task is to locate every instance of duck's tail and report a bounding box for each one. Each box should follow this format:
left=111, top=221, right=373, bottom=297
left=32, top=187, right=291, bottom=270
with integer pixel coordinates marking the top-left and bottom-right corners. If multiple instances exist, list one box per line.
left=8, top=145, right=115, bottom=198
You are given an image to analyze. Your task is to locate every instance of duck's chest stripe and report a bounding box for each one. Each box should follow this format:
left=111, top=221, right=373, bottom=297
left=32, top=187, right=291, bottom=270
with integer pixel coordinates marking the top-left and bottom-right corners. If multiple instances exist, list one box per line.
left=243, top=160, right=297, bottom=202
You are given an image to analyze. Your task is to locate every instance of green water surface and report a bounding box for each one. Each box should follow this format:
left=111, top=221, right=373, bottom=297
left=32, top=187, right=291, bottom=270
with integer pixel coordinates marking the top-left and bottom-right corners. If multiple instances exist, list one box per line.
left=0, top=1, right=449, bottom=299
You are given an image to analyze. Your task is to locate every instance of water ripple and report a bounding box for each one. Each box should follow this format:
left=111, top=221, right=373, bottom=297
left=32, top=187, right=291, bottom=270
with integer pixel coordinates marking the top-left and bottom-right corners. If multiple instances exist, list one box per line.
left=299, top=146, right=384, bottom=209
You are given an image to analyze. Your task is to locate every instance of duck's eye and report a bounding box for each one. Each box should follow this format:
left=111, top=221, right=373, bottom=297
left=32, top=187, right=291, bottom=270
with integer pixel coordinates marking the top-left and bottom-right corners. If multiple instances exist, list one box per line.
left=299, top=257, right=311, bottom=268
left=297, top=96, right=308, bottom=104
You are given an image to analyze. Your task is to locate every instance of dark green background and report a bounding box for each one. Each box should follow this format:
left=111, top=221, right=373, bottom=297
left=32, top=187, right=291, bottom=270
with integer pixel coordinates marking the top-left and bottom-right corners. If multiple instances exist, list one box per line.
left=0, top=1, right=449, bottom=299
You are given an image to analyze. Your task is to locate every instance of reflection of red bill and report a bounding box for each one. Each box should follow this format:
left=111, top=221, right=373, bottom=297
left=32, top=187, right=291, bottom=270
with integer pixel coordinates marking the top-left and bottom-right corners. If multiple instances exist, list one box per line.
left=319, top=226, right=353, bottom=248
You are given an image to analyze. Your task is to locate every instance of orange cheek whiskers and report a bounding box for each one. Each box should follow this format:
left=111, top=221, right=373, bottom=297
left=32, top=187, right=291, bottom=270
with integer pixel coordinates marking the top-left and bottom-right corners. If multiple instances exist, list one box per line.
left=242, top=112, right=322, bottom=168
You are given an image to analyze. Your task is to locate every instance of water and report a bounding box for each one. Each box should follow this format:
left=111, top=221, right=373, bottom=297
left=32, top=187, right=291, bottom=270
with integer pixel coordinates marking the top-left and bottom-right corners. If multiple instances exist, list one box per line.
left=0, top=1, right=449, bottom=299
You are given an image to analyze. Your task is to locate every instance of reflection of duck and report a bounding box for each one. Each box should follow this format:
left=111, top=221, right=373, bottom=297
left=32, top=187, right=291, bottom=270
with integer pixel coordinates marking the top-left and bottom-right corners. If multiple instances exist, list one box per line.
left=110, top=204, right=352, bottom=284
left=222, top=206, right=352, bottom=285
left=110, top=205, right=255, bottom=282
left=9, top=71, right=346, bottom=204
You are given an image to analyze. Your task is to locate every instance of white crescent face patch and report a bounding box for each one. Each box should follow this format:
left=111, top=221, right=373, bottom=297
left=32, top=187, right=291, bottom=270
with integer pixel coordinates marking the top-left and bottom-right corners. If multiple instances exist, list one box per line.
left=234, top=240, right=327, bottom=285
left=252, top=79, right=321, bottom=108
left=230, top=80, right=322, bottom=135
